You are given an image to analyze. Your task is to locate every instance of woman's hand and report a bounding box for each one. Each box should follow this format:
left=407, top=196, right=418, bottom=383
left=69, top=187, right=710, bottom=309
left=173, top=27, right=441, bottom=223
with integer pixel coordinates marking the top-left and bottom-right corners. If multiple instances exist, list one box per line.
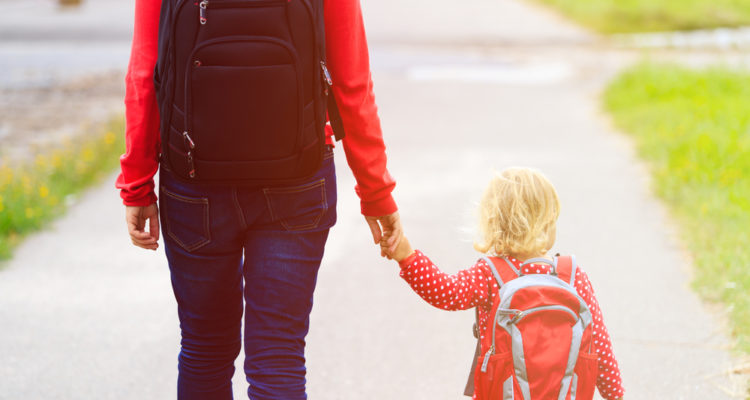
left=125, top=203, right=160, bottom=250
left=365, top=211, right=403, bottom=257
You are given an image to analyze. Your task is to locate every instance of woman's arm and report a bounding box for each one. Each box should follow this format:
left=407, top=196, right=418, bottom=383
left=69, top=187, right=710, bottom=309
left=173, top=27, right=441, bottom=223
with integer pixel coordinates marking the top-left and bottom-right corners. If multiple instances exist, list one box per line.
left=117, top=0, right=163, bottom=251
left=115, top=0, right=162, bottom=207
left=324, top=0, right=397, bottom=218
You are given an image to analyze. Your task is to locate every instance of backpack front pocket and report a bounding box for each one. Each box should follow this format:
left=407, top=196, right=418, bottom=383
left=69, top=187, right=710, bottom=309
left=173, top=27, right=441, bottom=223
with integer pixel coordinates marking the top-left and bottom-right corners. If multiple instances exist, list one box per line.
left=185, top=37, right=302, bottom=163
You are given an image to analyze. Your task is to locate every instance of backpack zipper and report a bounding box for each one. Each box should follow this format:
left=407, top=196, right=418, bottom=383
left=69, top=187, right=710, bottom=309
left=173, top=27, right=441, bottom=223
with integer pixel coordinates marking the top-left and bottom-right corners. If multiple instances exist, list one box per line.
left=480, top=344, right=494, bottom=373
left=199, top=0, right=285, bottom=25
left=509, top=305, right=578, bottom=325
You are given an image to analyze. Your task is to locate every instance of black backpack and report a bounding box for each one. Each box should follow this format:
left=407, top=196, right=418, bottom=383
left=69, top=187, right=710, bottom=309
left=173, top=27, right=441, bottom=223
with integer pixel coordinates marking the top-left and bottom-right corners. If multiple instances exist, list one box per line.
left=154, top=0, right=344, bottom=184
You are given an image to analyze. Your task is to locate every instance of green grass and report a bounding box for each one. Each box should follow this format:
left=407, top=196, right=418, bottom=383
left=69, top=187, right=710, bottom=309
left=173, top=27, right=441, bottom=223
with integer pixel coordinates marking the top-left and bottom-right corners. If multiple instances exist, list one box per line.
left=533, top=0, right=750, bottom=33
left=603, top=63, right=750, bottom=351
left=0, top=117, right=125, bottom=260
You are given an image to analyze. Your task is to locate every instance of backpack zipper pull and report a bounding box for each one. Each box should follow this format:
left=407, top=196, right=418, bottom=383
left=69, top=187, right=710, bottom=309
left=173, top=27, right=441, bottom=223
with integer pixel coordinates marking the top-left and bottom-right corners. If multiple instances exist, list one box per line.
left=182, top=131, right=196, bottom=149
left=183, top=131, right=196, bottom=178
left=510, top=311, right=525, bottom=324
left=320, top=61, right=332, bottom=95
left=320, top=61, right=332, bottom=86
left=480, top=345, right=494, bottom=373
left=186, top=151, right=196, bottom=178
left=199, top=0, right=208, bottom=25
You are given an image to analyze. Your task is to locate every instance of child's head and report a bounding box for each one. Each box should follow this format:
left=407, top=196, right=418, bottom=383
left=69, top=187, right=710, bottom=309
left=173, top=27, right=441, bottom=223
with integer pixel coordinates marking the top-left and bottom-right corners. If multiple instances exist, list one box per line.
left=474, top=167, right=560, bottom=259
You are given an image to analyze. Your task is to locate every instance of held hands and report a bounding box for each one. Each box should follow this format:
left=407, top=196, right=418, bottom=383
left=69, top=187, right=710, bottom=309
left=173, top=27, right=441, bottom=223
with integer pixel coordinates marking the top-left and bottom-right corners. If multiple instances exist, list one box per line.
left=365, top=211, right=414, bottom=262
left=126, top=203, right=160, bottom=251
left=365, top=212, right=403, bottom=258
left=380, top=234, right=414, bottom=262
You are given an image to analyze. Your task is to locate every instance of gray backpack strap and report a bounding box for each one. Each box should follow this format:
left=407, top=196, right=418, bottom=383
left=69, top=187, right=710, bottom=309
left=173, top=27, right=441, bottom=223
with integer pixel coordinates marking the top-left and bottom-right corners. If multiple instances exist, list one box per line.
left=482, top=256, right=505, bottom=286
left=568, top=255, right=577, bottom=286
left=501, top=257, right=521, bottom=277
left=555, top=254, right=578, bottom=287
left=465, top=256, right=515, bottom=397
left=549, top=255, right=577, bottom=286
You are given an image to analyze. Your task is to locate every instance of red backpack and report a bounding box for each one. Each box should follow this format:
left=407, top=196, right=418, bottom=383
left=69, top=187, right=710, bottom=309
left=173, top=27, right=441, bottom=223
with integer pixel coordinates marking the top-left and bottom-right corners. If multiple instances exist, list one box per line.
left=466, top=255, right=598, bottom=400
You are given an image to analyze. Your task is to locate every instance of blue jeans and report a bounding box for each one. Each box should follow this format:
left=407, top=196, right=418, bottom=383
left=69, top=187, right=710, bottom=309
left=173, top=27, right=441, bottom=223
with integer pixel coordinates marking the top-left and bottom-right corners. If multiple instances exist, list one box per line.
left=158, top=148, right=336, bottom=400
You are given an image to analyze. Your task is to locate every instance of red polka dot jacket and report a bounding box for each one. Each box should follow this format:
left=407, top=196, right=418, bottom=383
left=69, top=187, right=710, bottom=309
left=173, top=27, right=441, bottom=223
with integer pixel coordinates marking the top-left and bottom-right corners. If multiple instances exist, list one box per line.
left=398, top=250, right=625, bottom=400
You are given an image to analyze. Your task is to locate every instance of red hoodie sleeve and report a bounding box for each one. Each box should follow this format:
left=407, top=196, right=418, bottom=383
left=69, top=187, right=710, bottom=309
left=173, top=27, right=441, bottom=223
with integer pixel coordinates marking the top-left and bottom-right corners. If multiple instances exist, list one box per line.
left=324, top=0, right=397, bottom=217
left=399, top=250, right=498, bottom=311
left=115, top=0, right=162, bottom=206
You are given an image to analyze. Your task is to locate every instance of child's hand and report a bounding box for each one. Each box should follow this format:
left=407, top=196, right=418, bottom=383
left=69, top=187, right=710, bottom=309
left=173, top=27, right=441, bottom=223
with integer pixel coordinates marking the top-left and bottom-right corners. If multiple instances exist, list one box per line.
left=381, top=233, right=414, bottom=262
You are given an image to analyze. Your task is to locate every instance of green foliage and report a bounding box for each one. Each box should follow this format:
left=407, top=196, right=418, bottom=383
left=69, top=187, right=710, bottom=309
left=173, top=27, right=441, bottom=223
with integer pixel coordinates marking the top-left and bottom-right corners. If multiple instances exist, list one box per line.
left=0, top=117, right=125, bottom=260
left=604, top=63, right=750, bottom=351
left=534, top=0, right=750, bottom=33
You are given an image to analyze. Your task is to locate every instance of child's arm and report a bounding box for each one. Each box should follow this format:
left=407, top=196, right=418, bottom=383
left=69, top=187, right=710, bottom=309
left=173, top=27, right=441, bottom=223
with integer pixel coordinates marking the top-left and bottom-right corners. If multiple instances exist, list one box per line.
left=383, top=235, right=498, bottom=311
left=575, top=268, right=625, bottom=400
left=384, top=234, right=415, bottom=263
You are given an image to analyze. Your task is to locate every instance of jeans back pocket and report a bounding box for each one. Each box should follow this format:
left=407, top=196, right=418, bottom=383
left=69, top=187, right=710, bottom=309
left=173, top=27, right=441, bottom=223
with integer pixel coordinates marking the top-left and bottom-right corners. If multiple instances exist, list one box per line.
left=263, top=178, right=327, bottom=231
left=161, top=187, right=211, bottom=252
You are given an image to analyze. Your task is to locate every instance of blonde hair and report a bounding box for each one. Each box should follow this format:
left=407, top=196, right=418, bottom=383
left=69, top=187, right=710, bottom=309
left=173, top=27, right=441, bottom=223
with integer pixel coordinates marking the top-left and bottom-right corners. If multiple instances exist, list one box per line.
left=474, top=167, right=560, bottom=258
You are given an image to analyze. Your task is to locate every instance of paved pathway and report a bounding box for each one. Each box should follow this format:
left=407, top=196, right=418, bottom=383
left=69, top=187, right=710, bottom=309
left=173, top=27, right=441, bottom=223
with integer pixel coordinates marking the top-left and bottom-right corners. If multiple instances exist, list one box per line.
left=1, top=0, right=747, bottom=399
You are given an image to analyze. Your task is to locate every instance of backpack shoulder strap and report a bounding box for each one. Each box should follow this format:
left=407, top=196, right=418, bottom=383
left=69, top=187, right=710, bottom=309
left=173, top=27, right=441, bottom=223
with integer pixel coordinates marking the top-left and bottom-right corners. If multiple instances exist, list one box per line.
left=327, top=92, right=346, bottom=141
left=464, top=256, right=519, bottom=397
left=481, top=256, right=520, bottom=287
left=554, top=255, right=577, bottom=286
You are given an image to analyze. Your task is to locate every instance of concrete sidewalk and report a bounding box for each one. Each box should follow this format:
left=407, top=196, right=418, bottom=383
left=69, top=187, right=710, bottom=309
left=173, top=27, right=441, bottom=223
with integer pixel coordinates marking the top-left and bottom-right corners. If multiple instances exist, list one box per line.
left=0, top=0, right=745, bottom=399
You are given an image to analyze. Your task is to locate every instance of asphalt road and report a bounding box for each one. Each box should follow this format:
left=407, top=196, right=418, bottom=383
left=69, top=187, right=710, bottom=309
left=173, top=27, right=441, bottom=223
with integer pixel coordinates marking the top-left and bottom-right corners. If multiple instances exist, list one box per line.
left=0, top=0, right=745, bottom=399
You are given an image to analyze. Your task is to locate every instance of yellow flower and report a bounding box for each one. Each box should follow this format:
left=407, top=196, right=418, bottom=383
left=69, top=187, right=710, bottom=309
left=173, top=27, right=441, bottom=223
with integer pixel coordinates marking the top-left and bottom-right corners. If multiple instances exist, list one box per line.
left=21, top=174, right=32, bottom=195
left=51, top=151, right=63, bottom=168
left=0, top=195, right=4, bottom=213
left=0, top=167, right=13, bottom=186
left=39, top=185, right=49, bottom=198
left=104, top=131, right=117, bottom=145
left=35, top=155, right=48, bottom=170
left=82, top=147, right=94, bottom=163
left=25, top=207, right=35, bottom=219
left=75, top=160, right=87, bottom=174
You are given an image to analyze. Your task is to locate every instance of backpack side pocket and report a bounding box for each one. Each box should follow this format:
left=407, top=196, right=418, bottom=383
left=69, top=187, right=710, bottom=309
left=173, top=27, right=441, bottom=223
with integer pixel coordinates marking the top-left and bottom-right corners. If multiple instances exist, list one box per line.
left=475, top=351, right=514, bottom=400
left=572, top=351, right=598, bottom=400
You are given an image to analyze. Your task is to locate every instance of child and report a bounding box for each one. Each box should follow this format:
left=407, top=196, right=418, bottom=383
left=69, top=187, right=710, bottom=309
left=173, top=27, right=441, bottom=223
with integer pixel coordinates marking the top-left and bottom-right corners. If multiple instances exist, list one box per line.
left=383, top=167, right=624, bottom=400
